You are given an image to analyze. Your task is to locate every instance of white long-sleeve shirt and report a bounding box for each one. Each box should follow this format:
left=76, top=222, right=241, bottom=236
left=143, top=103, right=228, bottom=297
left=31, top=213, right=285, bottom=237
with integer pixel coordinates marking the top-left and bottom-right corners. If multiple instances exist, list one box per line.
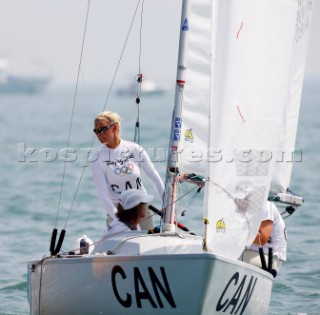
left=103, top=218, right=141, bottom=236
left=250, top=201, right=287, bottom=261
left=90, top=140, right=165, bottom=219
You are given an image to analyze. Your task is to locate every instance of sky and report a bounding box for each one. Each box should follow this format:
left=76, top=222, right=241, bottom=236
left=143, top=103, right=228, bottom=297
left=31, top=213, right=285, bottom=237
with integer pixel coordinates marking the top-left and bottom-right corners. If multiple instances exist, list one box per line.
left=0, top=0, right=319, bottom=86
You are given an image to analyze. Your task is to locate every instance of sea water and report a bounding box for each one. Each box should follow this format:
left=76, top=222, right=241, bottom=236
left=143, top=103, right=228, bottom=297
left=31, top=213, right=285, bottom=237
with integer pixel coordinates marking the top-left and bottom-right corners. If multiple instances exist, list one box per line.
left=0, top=80, right=319, bottom=314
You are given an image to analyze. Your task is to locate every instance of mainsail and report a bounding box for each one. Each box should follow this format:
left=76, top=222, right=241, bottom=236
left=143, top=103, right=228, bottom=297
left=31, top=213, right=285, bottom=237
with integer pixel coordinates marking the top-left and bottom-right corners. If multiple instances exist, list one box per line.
left=179, top=0, right=312, bottom=259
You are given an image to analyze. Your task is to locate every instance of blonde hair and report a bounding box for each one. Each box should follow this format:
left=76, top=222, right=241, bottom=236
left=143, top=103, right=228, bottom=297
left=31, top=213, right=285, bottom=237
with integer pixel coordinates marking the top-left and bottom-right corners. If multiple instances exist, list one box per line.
left=94, top=111, right=121, bottom=132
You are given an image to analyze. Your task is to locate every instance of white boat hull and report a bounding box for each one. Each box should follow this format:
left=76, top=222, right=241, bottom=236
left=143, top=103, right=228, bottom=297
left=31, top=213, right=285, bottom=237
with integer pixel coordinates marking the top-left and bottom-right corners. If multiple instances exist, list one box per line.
left=28, top=234, right=273, bottom=315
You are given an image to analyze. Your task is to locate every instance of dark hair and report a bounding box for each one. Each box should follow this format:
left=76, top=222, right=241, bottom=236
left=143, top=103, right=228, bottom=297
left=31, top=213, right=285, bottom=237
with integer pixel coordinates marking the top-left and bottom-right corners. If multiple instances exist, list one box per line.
left=116, top=203, right=145, bottom=223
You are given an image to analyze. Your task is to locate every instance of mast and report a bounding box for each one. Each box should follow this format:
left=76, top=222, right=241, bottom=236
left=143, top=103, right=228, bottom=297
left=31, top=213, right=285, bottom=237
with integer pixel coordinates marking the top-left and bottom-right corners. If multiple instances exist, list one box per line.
left=162, top=0, right=190, bottom=233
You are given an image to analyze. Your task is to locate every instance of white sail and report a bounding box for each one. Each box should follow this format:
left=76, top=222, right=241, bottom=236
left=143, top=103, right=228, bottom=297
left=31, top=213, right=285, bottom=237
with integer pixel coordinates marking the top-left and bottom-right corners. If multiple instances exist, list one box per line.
left=271, top=0, right=313, bottom=194
left=178, top=1, right=212, bottom=176
left=180, top=0, right=309, bottom=259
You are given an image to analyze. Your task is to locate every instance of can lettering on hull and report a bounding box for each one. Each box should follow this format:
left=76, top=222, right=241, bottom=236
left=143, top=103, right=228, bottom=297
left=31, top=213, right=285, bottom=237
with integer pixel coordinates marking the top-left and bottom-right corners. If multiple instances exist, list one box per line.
left=216, top=272, right=257, bottom=315
left=112, top=265, right=176, bottom=309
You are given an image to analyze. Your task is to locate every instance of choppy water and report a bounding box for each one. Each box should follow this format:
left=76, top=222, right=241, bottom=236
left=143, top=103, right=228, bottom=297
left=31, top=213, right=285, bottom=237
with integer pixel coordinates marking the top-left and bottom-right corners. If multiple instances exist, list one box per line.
left=0, top=81, right=319, bottom=314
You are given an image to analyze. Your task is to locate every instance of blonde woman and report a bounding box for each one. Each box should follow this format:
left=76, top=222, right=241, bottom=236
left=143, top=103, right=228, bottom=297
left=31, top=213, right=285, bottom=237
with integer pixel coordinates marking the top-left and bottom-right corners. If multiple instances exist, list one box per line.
left=90, top=111, right=164, bottom=230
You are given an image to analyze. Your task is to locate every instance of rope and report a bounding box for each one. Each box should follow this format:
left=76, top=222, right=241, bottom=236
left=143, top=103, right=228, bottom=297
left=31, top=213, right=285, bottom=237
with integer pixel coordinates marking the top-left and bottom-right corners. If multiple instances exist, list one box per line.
left=176, top=187, right=202, bottom=220
left=134, top=0, right=145, bottom=144
left=101, top=0, right=143, bottom=114
left=55, top=0, right=91, bottom=228
left=138, top=0, right=144, bottom=75
left=134, top=74, right=142, bottom=144
left=281, top=210, right=295, bottom=220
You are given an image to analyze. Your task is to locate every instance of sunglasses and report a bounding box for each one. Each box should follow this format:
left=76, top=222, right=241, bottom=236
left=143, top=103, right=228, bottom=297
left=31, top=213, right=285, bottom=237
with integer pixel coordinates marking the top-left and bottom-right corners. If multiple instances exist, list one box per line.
left=93, top=123, right=115, bottom=135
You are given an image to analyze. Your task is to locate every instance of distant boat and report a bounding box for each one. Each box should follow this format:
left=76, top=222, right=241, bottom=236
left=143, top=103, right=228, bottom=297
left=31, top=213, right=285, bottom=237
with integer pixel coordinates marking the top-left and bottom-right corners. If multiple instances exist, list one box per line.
left=116, top=79, right=169, bottom=96
left=0, top=58, right=51, bottom=94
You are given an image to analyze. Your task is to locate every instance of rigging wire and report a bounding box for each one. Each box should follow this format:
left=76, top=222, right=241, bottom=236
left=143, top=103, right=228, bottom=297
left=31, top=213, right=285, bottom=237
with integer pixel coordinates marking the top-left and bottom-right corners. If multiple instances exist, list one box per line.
left=134, top=74, right=142, bottom=144
left=134, top=0, right=145, bottom=144
left=138, top=0, right=144, bottom=75
left=54, top=0, right=91, bottom=229
left=100, top=0, right=143, bottom=115
left=176, top=186, right=202, bottom=220
left=62, top=0, right=144, bottom=231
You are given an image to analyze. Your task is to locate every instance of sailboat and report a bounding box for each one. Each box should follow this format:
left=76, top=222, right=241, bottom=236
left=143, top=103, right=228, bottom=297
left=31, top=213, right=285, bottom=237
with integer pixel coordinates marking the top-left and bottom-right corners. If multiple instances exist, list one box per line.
left=116, top=77, right=169, bottom=96
left=27, top=0, right=313, bottom=314
left=0, top=58, right=51, bottom=94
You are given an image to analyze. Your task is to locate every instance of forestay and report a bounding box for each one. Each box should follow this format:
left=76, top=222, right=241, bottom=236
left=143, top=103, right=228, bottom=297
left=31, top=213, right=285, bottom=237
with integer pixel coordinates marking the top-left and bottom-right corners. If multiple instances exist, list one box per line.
left=179, top=0, right=310, bottom=259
